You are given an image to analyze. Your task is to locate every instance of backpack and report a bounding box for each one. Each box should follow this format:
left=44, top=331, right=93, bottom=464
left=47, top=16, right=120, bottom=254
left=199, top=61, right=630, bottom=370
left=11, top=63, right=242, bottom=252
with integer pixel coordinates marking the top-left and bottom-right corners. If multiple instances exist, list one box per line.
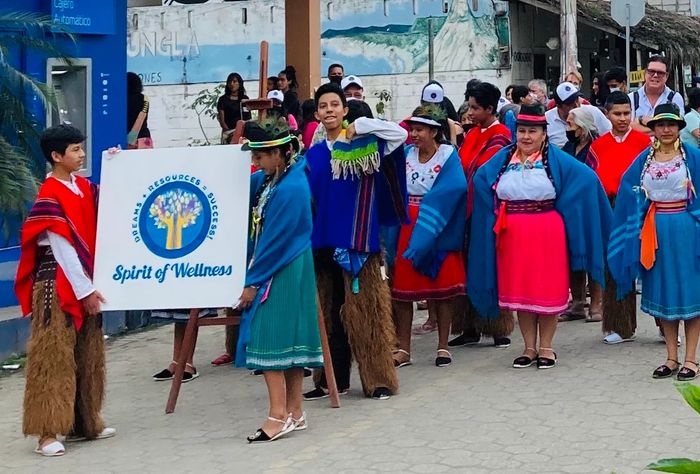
left=633, top=89, right=676, bottom=114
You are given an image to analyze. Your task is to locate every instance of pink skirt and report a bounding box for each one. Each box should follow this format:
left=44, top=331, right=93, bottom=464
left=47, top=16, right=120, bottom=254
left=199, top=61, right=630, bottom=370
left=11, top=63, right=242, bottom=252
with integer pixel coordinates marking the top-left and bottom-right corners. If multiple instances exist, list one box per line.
left=496, top=209, right=569, bottom=315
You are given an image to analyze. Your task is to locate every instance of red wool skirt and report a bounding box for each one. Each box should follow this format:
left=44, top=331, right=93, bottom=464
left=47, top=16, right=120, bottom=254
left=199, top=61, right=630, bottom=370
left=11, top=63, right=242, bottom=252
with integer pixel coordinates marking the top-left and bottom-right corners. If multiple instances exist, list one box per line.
left=496, top=207, right=569, bottom=315
left=392, top=197, right=466, bottom=302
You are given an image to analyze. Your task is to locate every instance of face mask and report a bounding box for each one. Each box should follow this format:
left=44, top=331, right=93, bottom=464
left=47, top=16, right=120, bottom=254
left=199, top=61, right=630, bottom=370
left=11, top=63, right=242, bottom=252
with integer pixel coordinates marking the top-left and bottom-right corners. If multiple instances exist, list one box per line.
left=565, top=129, right=579, bottom=143
left=462, top=123, right=475, bottom=133
left=329, top=76, right=342, bottom=85
left=609, top=87, right=620, bottom=93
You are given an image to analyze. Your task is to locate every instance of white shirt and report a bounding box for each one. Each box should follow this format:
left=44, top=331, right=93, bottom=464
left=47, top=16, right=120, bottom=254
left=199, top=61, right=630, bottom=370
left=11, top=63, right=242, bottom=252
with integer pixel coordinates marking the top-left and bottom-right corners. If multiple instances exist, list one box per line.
left=37, top=175, right=95, bottom=300
left=546, top=105, right=612, bottom=148
left=629, top=85, right=685, bottom=120
left=324, top=117, right=408, bottom=154
left=405, top=144, right=452, bottom=196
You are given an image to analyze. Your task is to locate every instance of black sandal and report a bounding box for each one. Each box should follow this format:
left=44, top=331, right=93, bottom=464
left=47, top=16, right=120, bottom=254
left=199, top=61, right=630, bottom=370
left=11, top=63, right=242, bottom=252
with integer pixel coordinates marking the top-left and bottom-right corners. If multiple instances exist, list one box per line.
left=513, top=348, right=537, bottom=368
left=678, top=361, right=699, bottom=381
left=537, top=348, right=557, bottom=369
left=435, top=349, right=452, bottom=367
left=653, top=359, right=680, bottom=379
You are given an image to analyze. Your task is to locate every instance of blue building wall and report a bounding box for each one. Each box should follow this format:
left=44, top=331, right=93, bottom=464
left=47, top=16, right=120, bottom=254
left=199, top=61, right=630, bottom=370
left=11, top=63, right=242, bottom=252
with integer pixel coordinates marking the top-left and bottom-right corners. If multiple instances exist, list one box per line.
left=0, top=0, right=127, bottom=308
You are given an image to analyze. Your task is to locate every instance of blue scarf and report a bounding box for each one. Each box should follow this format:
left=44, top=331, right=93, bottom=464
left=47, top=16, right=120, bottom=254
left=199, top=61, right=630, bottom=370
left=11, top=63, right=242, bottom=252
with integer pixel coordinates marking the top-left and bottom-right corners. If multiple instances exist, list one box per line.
left=235, top=159, right=313, bottom=367
left=608, top=144, right=700, bottom=299
left=468, top=144, right=612, bottom=317
left=401, top=144, right=467, bottom=278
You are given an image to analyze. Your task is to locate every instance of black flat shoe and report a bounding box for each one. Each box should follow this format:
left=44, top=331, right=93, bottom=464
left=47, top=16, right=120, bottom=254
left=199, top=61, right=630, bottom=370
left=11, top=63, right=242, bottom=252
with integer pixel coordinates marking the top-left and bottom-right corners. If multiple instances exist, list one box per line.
left=448, top=331, right=481, bottom=347
left=537, top=349, right=557, bottom=369
left=513, top=349, right=537, bottom=368
left=435, top=349, right=452, bottom=367
left=371, top=387, right=392, bottom=400
left=653, top=359, right=679, bottom=379
left=678, top=361, right=699, bottom=381
left=247, top=416, right=294, bottom=443
left=494, top=337, right=511, bottom=348
left=152, top=368, right=173, bottom=381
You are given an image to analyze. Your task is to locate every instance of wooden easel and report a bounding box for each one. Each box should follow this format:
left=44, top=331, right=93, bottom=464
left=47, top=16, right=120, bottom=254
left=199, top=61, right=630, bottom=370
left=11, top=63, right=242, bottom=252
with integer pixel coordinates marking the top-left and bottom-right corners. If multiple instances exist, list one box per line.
left=166, top=293, right=341, bottom=413
left=232, top=40, right=274, bottom=144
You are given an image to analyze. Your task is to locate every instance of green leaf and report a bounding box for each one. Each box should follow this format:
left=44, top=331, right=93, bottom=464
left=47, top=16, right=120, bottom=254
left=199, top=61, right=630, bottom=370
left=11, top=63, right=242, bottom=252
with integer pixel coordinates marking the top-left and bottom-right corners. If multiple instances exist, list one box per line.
left=675, top=383, right=700, bottom=415
left=646, top=458, right=700, bottom=473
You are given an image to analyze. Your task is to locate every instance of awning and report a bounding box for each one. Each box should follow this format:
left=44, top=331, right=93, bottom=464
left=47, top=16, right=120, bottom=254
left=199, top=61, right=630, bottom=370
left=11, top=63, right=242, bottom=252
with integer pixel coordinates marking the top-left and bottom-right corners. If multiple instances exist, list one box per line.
left=515, top=0, right=700, bottom=67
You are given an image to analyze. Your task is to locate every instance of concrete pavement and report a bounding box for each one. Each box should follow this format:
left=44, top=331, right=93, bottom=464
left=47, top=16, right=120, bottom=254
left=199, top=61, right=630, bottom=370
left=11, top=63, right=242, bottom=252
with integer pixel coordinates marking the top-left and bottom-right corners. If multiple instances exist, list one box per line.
left=0, top=311, right=698, bottom=474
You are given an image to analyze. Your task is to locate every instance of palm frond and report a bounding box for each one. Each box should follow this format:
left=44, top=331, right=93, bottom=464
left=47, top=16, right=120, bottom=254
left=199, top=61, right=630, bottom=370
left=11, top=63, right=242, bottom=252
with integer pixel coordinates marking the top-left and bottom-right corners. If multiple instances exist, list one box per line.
left=0, top=11, right=76, bottom=44
left=0, top=136, right=38, bottom=217
left=0, top=60, right=57, bottom=111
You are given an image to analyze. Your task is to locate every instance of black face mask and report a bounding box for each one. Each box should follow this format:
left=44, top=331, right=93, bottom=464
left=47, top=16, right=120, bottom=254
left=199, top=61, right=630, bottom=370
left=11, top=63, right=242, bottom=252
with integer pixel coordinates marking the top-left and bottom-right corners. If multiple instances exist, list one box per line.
left=462, top=123, right=475, bottom=133
left=329, top=76, right=342, bottom=85
left=566, top=129, right=579, bottom=144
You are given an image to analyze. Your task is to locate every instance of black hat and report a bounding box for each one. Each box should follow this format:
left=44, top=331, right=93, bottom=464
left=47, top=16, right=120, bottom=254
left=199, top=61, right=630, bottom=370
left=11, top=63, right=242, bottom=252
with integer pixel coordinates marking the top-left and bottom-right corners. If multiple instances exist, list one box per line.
left=646, top=103, right=686, bottom=130
left=515, top=104, right=547, bottom=126
left=241, top=120, right=299, bottom=152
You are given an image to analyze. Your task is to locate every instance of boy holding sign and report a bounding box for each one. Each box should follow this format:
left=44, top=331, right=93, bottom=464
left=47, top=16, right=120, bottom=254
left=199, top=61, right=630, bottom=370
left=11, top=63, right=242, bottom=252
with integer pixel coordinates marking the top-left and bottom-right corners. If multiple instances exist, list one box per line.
left=15, top=124, right=115, bottom=456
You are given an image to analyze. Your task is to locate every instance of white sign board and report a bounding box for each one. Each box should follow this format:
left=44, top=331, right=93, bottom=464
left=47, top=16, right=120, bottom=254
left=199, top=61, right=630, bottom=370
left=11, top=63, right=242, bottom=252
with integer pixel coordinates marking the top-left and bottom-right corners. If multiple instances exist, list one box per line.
left=93, top=145, right=251, bottom=311
left=611, top=0, right=645, bottom=27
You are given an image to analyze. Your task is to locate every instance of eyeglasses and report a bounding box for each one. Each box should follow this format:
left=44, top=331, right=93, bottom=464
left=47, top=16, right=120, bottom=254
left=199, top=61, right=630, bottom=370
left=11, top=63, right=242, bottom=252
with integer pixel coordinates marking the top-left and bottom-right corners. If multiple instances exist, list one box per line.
left=646, top=69, right=668, bottom=78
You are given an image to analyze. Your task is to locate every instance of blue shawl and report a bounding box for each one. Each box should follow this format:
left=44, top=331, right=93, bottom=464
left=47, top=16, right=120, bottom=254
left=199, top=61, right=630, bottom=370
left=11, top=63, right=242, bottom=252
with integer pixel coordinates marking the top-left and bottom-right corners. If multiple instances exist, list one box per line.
left=235, top=159, right=314, bottom=367
left=608, top=144, right=700, bottom=299
left=467, top=144, right=613, bottom=317
left=402, top=144, right=467, bottom=278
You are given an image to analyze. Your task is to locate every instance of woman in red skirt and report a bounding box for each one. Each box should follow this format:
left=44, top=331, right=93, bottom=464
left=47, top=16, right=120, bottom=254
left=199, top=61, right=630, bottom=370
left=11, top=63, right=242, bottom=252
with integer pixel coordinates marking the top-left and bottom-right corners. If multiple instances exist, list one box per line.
left=392, top=105, right=468, bottom=367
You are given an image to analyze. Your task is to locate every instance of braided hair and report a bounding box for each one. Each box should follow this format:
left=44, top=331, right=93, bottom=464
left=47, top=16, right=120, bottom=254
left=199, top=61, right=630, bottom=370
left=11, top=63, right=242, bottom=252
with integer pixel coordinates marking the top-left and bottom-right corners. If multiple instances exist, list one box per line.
left=640, top=138, right=694, bottom=200
left=492, top=126, right=554, bottom=191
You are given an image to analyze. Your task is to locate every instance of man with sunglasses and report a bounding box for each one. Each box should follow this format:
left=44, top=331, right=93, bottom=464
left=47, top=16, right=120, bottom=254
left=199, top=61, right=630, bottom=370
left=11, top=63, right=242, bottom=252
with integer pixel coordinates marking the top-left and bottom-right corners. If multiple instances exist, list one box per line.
left=630, top=55, right=685, bottom=135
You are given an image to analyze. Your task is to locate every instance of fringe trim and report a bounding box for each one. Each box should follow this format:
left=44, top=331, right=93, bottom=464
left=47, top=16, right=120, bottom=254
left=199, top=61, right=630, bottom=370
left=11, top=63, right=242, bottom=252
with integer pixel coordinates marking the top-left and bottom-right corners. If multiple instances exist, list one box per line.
left=331, top=151, right=381, bottom=180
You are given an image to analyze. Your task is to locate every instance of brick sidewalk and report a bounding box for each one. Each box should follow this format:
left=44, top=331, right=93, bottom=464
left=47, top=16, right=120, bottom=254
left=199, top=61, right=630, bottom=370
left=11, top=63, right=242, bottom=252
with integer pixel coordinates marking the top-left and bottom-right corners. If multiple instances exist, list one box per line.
left=0, top=311, right=697, bottom=473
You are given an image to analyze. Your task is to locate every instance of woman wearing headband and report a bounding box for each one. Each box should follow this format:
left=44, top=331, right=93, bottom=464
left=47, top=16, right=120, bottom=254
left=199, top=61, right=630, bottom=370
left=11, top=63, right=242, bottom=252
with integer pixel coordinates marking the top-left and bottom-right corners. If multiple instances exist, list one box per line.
left=391, top=104, right=468, bottom=368
left=235, top=120, right=323, bottom=442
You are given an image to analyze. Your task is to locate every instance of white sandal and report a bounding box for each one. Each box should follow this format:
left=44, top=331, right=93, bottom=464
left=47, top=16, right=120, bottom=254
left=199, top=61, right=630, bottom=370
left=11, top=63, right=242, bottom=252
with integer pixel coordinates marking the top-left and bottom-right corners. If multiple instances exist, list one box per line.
left=247, top=414, right=294, bottom=443
left=292, top=411, right=308, bottom=431
left=66, top=427, right=117, bottom=442
left=35, top=440, right=65, bottom=457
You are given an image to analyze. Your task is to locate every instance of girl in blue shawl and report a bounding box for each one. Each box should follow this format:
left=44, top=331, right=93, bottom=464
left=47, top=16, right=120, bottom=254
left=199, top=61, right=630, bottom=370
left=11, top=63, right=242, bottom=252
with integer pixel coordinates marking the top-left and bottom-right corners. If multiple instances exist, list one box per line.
left=468, top=104, right=612, bottom=370
left=235, top=121, right=323, bottom=443
left=608, top=104, right=700, bottom=381
left=391, top=105, right=468, bottom=368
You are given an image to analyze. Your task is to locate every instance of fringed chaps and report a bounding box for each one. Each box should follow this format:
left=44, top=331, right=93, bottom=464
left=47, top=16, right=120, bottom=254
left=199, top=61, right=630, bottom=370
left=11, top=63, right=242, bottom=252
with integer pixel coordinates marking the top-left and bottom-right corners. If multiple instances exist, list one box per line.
left=23, top=257, right=106, bottom=438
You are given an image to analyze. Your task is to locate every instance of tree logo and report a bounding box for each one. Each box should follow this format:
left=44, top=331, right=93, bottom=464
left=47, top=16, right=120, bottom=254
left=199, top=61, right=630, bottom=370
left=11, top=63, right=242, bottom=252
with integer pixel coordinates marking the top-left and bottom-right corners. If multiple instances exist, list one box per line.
left=136, top=178, right=216, bottom=259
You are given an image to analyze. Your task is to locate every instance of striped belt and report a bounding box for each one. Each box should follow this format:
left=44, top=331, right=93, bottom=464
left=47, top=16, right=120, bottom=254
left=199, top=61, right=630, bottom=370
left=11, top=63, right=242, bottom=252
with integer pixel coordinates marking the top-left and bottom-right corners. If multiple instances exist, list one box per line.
left=504, top=199, right=555, bottom=214
left=640, top=200, right=687, bottom=270
left=408, top=195, right=423, bottom=205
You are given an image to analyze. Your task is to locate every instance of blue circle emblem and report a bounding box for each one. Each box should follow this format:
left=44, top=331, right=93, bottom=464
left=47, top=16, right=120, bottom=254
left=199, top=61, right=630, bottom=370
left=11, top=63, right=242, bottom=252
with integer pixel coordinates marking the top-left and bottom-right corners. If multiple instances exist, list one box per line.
left=138, top=181, right=211, bottom=259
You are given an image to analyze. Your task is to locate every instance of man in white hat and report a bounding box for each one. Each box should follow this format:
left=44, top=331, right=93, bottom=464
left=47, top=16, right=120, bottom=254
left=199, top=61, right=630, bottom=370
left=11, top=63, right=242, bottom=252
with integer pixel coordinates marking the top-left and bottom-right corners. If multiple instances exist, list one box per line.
left=341, top=75, right=365, bottom=101
left=546, top=81, right=611, bottom=148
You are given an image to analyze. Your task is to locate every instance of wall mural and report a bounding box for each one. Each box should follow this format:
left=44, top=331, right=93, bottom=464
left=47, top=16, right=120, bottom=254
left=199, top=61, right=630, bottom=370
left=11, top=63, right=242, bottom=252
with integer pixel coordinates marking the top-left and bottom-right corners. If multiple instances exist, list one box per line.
left=127, top=0, right=508, bottom=85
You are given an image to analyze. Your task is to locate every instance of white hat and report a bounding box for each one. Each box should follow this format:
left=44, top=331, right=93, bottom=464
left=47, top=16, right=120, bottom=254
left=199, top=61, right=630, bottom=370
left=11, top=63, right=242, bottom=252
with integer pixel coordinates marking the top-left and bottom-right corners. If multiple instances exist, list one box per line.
left=267, top=90, right=284, bottom=102
left=421, top=83, right=444, bottom=103
left=496, top=96, right=510, bottom=113
left=554, top=82, right=582, bottom=105
left=340, top=75, right=363, bottom=91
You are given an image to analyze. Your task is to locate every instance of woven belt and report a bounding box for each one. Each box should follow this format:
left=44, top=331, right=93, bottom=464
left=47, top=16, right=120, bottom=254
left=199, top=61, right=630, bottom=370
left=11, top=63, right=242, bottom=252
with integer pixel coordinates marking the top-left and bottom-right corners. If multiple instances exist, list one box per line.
left=35, top=246, right=57, bottom=282
left=408, top=195, right=423, bottom=205
left=504, top=199, right=555, bottom=214
left=654, top=200, right=687, bottom=214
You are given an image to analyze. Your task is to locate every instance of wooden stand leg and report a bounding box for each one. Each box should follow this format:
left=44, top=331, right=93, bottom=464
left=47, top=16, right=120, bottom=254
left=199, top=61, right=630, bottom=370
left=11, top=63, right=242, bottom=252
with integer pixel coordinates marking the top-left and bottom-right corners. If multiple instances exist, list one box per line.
left=316, top=295, right=340, bottom=408
left=166, top=309, right=200, bottom=414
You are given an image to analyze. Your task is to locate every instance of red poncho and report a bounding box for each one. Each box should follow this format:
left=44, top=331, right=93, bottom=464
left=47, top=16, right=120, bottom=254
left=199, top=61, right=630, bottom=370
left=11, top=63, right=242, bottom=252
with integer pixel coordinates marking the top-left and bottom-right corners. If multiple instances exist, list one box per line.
left=586, top=130, right=651, bottom=198
left=459, top=122, right=512, bottom=216
left=15, top=176, right=98, bottom=330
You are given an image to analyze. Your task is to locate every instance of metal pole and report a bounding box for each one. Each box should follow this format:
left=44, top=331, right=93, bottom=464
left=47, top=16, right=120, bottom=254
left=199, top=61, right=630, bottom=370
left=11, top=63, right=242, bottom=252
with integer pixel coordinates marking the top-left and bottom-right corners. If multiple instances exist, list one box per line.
left=625, top=3, right=631, bottom=81
left=428, top=17, right=434, bottom=81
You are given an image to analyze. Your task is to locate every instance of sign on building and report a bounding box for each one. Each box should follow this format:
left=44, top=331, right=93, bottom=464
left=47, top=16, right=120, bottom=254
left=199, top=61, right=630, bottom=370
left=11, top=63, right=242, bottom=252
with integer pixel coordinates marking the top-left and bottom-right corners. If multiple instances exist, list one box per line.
left=629, top=69, right=645, bottom=84
left=93, top=146, right=251, bottom=311
left=52, top=0, right=116, bottom=35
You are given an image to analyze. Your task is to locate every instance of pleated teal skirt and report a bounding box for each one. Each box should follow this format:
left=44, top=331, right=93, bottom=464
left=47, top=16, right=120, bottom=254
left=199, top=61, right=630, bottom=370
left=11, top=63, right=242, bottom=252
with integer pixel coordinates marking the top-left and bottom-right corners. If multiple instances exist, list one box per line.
left=245, top=248, right=324, bottom=370
left=641, top=210, right=700, bottom=320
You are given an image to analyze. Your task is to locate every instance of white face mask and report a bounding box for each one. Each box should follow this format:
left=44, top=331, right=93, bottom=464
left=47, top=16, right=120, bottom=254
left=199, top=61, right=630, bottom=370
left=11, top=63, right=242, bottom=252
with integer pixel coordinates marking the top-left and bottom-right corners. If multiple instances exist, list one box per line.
left=609, top=87, right=620, bottom=93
